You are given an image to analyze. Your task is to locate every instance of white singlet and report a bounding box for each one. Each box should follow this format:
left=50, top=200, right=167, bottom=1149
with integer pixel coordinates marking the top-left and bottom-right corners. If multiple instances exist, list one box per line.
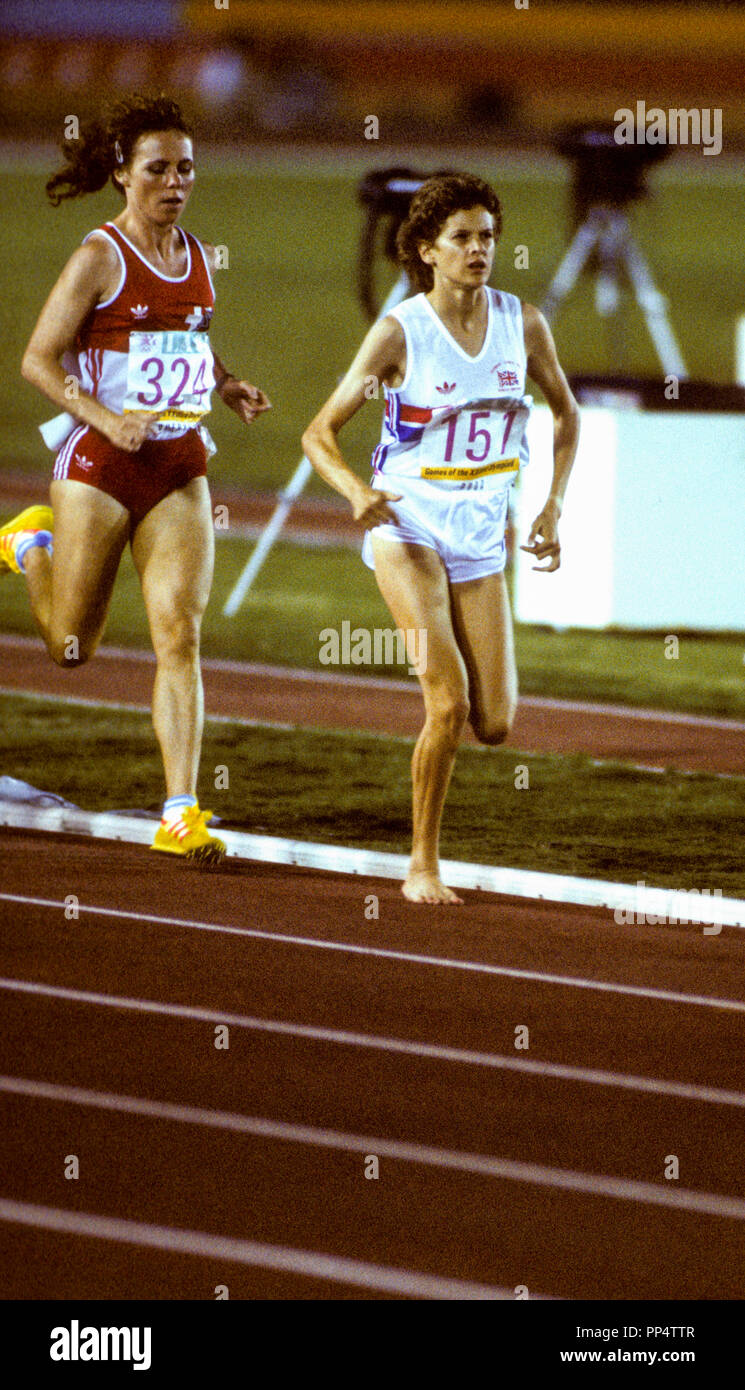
left=361, top=288, right=532, bottom=583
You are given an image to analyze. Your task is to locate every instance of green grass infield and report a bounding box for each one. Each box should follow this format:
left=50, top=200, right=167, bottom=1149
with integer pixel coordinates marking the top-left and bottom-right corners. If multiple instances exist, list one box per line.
left=2, top=538, right=744, bottom=716
left=2, top=692, right=744, bottom=895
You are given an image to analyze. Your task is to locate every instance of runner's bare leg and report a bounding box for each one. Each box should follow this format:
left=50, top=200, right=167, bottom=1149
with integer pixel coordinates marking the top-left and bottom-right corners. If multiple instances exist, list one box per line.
left=131, top=476, right=214, bottom=800
left=450, top=570, right=518, bottom=743
left=371, top=534, right=469, bottom=905
left=23, top=479, right=130, bottom=664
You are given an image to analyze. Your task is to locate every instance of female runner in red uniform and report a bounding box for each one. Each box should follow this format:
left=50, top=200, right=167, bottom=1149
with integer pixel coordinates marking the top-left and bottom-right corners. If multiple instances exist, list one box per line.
left=303, top=174, right=580, bottom=904
left=0, top=94, right=270, bottom=863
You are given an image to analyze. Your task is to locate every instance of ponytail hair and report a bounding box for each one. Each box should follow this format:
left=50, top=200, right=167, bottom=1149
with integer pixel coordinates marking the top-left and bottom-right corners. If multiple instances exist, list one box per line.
left=46, top=93, right=191, bottom=206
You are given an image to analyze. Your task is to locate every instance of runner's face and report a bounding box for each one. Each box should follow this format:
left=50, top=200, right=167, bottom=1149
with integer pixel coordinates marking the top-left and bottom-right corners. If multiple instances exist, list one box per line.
left=117, top=131, right=195, bottom=224
left=421, top=206, right=496, bottom=289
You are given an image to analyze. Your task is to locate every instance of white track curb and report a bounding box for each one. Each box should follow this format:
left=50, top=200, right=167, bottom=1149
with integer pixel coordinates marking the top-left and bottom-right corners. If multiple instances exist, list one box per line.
left=1, top=802, right=744, bottom=928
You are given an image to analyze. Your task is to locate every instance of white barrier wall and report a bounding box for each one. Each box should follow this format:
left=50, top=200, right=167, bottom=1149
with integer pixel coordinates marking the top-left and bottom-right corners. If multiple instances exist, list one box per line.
left=513, top=405, right=745, bottom=630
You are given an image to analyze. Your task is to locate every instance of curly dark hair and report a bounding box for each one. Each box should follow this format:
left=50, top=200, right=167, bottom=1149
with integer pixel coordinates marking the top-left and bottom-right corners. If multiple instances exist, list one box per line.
left=396, top=173, right=502, bottom=292
left=46, top=93, right=191, bottom=206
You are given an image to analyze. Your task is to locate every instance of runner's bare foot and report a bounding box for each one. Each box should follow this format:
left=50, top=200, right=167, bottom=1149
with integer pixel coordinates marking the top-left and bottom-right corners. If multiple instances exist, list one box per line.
left=402, top=870, right=463, bottom=905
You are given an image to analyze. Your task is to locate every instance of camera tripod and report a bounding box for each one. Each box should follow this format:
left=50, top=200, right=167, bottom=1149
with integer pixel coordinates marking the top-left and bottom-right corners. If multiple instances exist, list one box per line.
left=541, top=143, right=687, bottom=378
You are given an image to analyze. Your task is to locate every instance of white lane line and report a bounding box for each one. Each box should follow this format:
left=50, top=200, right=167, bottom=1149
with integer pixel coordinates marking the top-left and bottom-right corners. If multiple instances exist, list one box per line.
left=3, top=1077, right=745, bottom=1223
left=1, top=813, right=744, bottom=925
left=2, top=632, right=744, bottom=731
left=518, top=696, right=745, bottom=734
left=0, top=688, right=296, bottom=732
left=2, top=979, right=744, bottom=1109
left=0, top=1199, right=510, bottom=1300
left=2, top=891, right=744, bottom=1015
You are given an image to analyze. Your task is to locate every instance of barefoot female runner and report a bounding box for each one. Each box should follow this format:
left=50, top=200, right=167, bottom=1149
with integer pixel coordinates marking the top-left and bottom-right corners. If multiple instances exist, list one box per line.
left=1, top=94, right=270, bottom=863
left=303, top=173, right=579, bottom=904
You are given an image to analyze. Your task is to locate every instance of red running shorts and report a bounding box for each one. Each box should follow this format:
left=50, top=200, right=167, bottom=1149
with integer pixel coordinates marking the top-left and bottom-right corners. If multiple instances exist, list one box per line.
left=53, top=423, right=208, bottom=527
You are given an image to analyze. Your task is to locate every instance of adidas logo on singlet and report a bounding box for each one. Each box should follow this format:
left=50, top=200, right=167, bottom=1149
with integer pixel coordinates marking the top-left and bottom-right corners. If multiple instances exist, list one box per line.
left=435, top=381, right=456, bottom=394
left=130, top=304, right=149, bottom=319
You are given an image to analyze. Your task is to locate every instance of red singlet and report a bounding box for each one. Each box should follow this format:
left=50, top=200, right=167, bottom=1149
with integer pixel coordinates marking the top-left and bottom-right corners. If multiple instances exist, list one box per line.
left=53, top=221, right=216, bottom=524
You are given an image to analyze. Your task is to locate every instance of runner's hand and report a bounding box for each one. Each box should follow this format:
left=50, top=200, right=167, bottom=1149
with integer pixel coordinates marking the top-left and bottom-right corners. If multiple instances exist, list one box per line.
left=351, top=485, right=403, bottom=529
left=104, top=410, right=161, bottom=453
left=220, top=378, right=271, bottom=423
left=521, top=499, right=561, bottom=572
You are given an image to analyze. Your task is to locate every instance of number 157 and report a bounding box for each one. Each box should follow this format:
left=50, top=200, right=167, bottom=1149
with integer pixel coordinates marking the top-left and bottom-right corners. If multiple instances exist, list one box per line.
left=443, top=409, right=516, bottom=462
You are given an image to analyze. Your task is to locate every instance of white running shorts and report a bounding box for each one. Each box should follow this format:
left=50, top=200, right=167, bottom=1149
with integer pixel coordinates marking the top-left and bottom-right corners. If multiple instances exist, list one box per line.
left=361, top=475, right=511, bottom=583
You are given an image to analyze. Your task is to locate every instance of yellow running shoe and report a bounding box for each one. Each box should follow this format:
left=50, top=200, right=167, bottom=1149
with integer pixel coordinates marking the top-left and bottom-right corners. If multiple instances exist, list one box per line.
left=151, top=803, right=227, bottom=866
left=0, top=505, right=54, bottom=575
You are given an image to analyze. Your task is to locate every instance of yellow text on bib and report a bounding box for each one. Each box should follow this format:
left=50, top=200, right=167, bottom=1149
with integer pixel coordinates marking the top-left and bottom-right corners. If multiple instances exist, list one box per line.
left=420, top=456, right=519, bottom=481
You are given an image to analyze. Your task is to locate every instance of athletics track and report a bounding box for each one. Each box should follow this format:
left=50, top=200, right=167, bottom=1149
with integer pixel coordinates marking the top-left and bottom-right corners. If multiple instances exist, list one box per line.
left=1, top=633, right=745, bottom=775
left=1, top=623, right=745, bottom=1300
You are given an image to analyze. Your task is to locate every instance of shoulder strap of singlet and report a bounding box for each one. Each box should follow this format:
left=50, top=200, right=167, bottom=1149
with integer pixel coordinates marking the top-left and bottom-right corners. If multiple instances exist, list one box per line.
left=80, top=225, right=127, bottom=309
left=182, top=229, right=216, bottom=297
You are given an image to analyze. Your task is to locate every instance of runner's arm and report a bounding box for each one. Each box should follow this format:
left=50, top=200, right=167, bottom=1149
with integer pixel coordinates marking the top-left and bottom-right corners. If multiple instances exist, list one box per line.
left=521, top=302, right=580, bottom=572
left=22, top=241, right=121, bottom=432
left=302, top=315, right=405, bottom=527
left=21, top=239, right=156, bottom=452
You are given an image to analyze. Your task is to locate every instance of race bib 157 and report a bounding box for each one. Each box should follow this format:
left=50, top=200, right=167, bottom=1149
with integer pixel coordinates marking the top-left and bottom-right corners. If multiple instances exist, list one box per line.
left=400, top=397, right=530, bottom=483
left=419, top=397, right=530, bottom=481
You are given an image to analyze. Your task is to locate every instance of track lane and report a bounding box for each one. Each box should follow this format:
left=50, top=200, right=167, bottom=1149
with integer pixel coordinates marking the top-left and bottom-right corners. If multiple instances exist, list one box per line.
left=2, top=829, right=744, bottom=1301
left=2, top=633, right=744, bottom=772
left=2, top=1079, right=744, bottom=1301
left=2, top=973, right=744, bottom=1203
left=2, top=831, right=744, bottom=1004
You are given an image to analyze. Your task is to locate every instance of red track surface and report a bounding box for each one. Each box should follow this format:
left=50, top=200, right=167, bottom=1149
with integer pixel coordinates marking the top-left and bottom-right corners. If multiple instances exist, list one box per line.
left=2, top=830, right=745, bottom=1301
left=2, top=545, right=745, bottom=1303
left=1, top=633, right=744, bottom=774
